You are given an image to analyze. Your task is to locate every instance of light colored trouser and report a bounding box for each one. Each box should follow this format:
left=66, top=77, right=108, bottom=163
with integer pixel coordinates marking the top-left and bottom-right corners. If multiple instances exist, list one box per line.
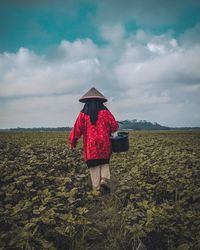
left=89, top=164, right=110, bottom=190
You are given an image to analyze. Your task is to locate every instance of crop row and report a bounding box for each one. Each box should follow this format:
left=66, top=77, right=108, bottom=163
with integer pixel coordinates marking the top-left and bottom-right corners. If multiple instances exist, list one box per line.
left=0, top=132, right=91, bottom=249
left=112, top=131, right=200, bottom=249
left=0, top=131, right=200, bottom=249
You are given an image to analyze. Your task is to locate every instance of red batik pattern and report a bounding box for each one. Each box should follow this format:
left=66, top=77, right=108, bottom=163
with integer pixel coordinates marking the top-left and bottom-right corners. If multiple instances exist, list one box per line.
left=69, top=110, right=119, bottom=161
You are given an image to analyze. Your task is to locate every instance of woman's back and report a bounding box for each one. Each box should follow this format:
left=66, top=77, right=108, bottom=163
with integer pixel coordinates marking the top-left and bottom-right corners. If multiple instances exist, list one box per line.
left=70, top=109, right=118, bottom=161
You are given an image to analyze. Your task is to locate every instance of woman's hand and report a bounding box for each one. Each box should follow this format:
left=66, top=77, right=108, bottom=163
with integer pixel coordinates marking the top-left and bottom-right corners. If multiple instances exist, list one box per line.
left=70, top=144, right=75, bottom=151
left=69, top=138, right=78, bottom=151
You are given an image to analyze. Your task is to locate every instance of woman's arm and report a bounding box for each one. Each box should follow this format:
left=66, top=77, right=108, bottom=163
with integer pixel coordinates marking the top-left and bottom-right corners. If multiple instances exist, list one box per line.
left=107, top=111, right=119, bottom=133
left=69, top=112, right=84, bottom=150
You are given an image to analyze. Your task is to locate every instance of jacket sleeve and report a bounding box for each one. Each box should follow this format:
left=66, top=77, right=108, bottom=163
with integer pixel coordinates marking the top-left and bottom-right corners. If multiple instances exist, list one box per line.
left=69, top=112, right=84, bottom=149
left=107, top=110, right=119, bottom=133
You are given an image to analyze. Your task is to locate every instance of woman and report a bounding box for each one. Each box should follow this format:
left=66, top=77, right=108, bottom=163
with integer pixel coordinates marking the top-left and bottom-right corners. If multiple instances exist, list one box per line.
left=69, top=87, right=119, bottom=194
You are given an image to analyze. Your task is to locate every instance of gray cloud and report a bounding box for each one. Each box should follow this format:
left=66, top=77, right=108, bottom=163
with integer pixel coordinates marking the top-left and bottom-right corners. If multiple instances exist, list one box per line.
left=94, top=0, right=200, bottom=27
left=180, top=23, right=200, bottom=46
left=0, top=26, right=200, bottom=128
left=2, top=0, right=199, bottom=28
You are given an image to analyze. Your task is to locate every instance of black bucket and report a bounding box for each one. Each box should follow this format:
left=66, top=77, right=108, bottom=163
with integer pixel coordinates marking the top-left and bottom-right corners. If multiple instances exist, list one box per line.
left=111, top=131, right=129, bottom=153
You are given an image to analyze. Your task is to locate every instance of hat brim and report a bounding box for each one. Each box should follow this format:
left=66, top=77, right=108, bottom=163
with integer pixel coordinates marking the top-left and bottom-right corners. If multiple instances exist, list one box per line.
left=79, top=96, right=107, bottom=103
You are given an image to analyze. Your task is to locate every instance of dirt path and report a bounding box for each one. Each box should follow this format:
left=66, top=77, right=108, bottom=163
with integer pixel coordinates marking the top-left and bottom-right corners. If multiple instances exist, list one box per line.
left=73, top=174, right=132, bottom=250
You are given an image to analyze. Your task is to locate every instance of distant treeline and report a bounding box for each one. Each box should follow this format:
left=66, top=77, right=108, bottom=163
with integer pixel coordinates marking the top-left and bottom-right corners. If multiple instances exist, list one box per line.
left=0, top=120, right=200, bottom=132
left=118, top=120, right=200, bottom=131
left=118, top=120, right=170, bottom=130
left=0, top=127, right=71, bottom=132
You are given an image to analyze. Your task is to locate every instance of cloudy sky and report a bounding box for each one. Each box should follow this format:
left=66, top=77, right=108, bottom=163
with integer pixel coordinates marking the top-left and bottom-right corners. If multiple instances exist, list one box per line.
left=0, top=0, right=200, bottom=128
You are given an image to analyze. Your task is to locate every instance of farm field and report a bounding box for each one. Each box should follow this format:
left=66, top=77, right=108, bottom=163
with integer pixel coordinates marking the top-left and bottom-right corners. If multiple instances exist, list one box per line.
left=0, top=131, right=200, bottom=250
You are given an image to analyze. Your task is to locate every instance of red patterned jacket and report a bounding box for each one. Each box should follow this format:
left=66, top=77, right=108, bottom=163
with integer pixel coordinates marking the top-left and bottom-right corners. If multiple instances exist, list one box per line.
left=69, top=110, right=119, bottom=161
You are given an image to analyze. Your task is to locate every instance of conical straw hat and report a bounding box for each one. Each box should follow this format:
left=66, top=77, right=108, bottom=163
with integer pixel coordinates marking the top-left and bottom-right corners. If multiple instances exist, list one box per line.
left=79, top=87, right=107, bottom=103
